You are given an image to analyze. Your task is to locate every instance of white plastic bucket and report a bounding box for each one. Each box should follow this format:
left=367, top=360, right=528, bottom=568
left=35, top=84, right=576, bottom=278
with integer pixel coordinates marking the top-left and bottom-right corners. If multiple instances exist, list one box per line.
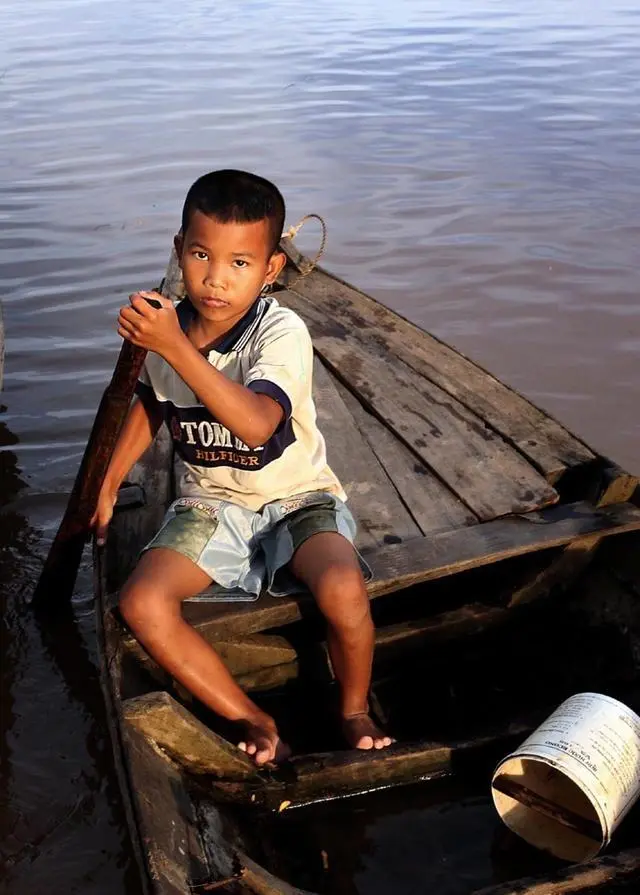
left=491, top=693, right=640, bottom=862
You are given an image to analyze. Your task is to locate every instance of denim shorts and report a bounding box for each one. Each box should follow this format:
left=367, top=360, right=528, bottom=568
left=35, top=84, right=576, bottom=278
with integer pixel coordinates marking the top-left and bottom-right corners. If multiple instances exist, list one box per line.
left=143, top=490, right=371, bottom=601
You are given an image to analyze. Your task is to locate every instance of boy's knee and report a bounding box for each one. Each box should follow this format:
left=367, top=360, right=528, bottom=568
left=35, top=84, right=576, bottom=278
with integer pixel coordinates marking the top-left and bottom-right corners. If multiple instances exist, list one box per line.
left=119, top=583, right=165, bottom=630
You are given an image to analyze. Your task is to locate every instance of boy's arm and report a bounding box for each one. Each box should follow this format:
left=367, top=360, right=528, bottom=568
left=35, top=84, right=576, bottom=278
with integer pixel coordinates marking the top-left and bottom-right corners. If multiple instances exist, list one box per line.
left=165, top=348, right=284, bottom=448
left=118, top=294, right=286, bottom=448
left=91, top=396, right=162, bottom=544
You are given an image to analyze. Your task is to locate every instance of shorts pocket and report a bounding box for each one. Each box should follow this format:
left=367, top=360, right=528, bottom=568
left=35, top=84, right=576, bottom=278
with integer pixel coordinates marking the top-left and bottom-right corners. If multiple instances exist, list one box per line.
left=285, top=505, right=340, bottom=553
left=146, top=506, right=219, bottom=565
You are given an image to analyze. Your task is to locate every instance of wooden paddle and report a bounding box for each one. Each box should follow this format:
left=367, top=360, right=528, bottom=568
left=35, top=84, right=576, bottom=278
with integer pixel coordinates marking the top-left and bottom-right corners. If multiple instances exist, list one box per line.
left=32, top=337, right=148, bottom=605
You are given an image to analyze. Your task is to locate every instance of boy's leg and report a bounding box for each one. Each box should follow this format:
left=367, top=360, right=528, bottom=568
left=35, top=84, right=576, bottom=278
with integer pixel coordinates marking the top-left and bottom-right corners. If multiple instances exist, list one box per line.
left=119, top=546, right=289, bottom=765
left=289, top=532, right=393, bottom=750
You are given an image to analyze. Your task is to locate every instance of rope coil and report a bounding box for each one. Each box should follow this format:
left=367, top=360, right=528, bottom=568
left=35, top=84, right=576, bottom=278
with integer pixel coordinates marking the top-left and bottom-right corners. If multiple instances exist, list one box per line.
left=282, top=213, right=327, bottom=287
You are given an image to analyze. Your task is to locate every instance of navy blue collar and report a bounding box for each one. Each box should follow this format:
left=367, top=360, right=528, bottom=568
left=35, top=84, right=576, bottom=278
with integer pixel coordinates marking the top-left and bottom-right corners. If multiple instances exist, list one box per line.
left=176, top=296, right=263, bottom=354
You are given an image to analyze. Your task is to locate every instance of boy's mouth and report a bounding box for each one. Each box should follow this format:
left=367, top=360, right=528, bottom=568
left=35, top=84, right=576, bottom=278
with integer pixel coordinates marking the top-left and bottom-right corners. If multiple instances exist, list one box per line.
left=201, top=296, right=229, bottom=308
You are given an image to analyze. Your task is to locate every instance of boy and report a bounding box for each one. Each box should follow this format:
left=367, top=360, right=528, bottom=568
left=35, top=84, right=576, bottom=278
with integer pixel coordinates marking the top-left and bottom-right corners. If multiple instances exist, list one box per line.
left=92, top=170, right=392, bottom=765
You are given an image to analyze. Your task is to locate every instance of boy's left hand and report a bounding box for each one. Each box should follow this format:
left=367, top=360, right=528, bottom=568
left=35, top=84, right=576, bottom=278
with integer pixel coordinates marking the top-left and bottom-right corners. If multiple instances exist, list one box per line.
left=118, top=291, right=184, bottom=358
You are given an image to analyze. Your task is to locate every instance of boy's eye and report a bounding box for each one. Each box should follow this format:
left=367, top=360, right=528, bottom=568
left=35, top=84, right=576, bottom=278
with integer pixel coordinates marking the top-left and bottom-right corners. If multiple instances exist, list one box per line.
left=194, top=251, right=208, bottom=260
left=233, top=259, right=248, bottom=268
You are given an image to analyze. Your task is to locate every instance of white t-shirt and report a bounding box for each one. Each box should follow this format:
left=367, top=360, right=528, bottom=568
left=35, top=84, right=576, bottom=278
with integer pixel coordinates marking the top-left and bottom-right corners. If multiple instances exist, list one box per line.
left=136, top=295, right=346, bottom=511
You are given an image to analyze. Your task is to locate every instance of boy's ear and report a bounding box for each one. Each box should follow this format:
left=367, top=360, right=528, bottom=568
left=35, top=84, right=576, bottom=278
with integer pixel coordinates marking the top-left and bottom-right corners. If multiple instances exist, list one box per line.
left=173, top=232, right=184, bottom=264
left=266, top=250, right=286, bottom=284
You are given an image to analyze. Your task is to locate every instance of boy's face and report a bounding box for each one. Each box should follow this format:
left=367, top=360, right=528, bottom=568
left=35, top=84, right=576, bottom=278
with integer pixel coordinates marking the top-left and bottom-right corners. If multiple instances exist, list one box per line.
left=175, top=211, right=286, bottom=331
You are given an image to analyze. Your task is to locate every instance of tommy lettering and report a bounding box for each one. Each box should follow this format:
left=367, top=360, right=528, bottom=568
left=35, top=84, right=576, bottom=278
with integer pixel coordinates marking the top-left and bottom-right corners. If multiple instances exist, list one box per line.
left=198, top=421, right=214, bottom=447
left=180, top=421, right=198, bottom=444
left=213, top=423, right=233, bottom=447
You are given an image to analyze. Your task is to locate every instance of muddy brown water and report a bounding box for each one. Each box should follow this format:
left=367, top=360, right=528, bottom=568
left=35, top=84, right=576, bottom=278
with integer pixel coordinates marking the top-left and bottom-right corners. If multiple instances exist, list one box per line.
left=1, top=1, right=639, bottom=892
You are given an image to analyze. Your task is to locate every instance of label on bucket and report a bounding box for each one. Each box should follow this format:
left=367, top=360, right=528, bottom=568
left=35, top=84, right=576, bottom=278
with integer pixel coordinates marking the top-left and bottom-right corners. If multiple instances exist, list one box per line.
left=508, top=693, right=640, bottom=838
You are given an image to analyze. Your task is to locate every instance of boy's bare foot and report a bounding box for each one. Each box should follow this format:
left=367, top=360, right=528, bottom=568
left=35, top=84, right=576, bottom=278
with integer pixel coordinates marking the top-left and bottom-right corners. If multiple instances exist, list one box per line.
left=342, top=712, right=394, bottom=750
left=237, top=716, right=291, bottom=766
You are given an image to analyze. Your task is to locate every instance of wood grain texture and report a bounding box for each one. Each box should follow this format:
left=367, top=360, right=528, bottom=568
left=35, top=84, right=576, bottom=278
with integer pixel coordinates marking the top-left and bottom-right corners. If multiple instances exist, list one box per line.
left=596, top=464, right=639, bottom=507
left=206, top=715, right=543, bottom=811
left=313, top=358, right=422, bottom=547
left=282, top=287, right=558, bottom=520
left=336, top=379, right=477, bottom=535
left=123, top=691, right=260, bottom=780
left=122, top=724, right=209, bottom=894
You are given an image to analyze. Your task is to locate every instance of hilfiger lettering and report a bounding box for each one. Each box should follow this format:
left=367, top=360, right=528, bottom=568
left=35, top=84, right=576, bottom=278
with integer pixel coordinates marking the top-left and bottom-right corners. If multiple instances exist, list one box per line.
left=194, top=449, right=260, bottom=466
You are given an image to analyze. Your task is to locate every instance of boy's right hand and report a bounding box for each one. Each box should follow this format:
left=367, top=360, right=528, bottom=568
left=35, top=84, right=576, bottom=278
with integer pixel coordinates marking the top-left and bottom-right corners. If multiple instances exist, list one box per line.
left=90, top=483, right=119, bottom=547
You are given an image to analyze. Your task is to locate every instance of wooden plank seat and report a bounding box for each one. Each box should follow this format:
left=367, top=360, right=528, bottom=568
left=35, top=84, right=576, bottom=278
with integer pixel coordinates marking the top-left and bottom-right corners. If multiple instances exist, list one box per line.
left=181, top=501, right=640, bottom=640
left=122, top=690, right=543, bottom=809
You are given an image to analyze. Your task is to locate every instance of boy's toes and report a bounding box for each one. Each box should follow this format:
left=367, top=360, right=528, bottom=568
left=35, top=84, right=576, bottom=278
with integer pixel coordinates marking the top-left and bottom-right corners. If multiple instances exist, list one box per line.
left=237, top=720, right=291, bottom=766
left=342, top=713, right=394, bottom=751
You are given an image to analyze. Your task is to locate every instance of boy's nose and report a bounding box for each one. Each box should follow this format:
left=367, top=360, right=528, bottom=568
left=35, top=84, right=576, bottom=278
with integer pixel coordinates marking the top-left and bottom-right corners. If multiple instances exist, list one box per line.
left=204, top=264, right=226, bottom=288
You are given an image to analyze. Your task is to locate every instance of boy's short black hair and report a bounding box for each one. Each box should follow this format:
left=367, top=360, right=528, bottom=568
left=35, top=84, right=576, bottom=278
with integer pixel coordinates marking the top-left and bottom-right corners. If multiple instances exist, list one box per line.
left=181, top=170, right=285, bottom=255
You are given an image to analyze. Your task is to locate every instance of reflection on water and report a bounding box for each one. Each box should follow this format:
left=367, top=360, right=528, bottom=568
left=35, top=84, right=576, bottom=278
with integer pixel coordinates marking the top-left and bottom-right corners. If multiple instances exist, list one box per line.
left=0, top=417, right=136, bottom=892
left=1, top=0, right=639, bottom=891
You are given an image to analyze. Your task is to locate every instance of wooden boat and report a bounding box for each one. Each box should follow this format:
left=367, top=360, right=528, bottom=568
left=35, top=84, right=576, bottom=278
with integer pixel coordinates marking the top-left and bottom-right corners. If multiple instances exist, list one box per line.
left=96, top=238, right=640, bottom=895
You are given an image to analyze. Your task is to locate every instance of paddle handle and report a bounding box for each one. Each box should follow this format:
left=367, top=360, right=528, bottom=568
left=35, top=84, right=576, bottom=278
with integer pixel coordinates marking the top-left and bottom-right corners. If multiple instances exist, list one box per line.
left=32, top=340, right=147, bottom=604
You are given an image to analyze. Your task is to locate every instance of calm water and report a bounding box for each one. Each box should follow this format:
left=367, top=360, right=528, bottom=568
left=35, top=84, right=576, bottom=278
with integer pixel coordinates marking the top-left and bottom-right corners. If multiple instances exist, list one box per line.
left=1, top=1, right=639, bottom=891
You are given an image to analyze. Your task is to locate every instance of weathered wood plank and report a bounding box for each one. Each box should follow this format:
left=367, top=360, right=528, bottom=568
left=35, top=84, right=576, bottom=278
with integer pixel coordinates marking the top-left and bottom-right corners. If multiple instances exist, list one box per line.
left=123, top=691, right=260, bottom=780
left=336, top=380, right=478, bottom=535
left=159, top=247, right=186, bottom=303
left=124, top=633, right=297, bottom=678
left=237, top=852, right=318, bottom=895
left=96, top=545, right=208, bottom=895
left=212, top=634, right=297, bottom=675
left=279, top=243, right=595, bottom=483
left=210, top=715, right=542, bottom=811
left=373, top=603, right=509, bottom=662
left=184, top=501, right=640, bottom=639
left=122, top=724, right=209, bottom=895
left=242, top=603, right=510, bottom=691
left=312, top=358, right=422, bottom=547
left=236, top=662, right=301, bottom=693
left=122, top=632, right=302, bottom=693
left=508, top=535, right=601, bottom=607
left=596, top=463, right=639, bottom=507
left=106, top=424, right=173, bottom=595
left=124, top=603, right=509, bottom=693
left=473, top=847, right=640, bottom=895
left=281, top=287, right=558, bottom=519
